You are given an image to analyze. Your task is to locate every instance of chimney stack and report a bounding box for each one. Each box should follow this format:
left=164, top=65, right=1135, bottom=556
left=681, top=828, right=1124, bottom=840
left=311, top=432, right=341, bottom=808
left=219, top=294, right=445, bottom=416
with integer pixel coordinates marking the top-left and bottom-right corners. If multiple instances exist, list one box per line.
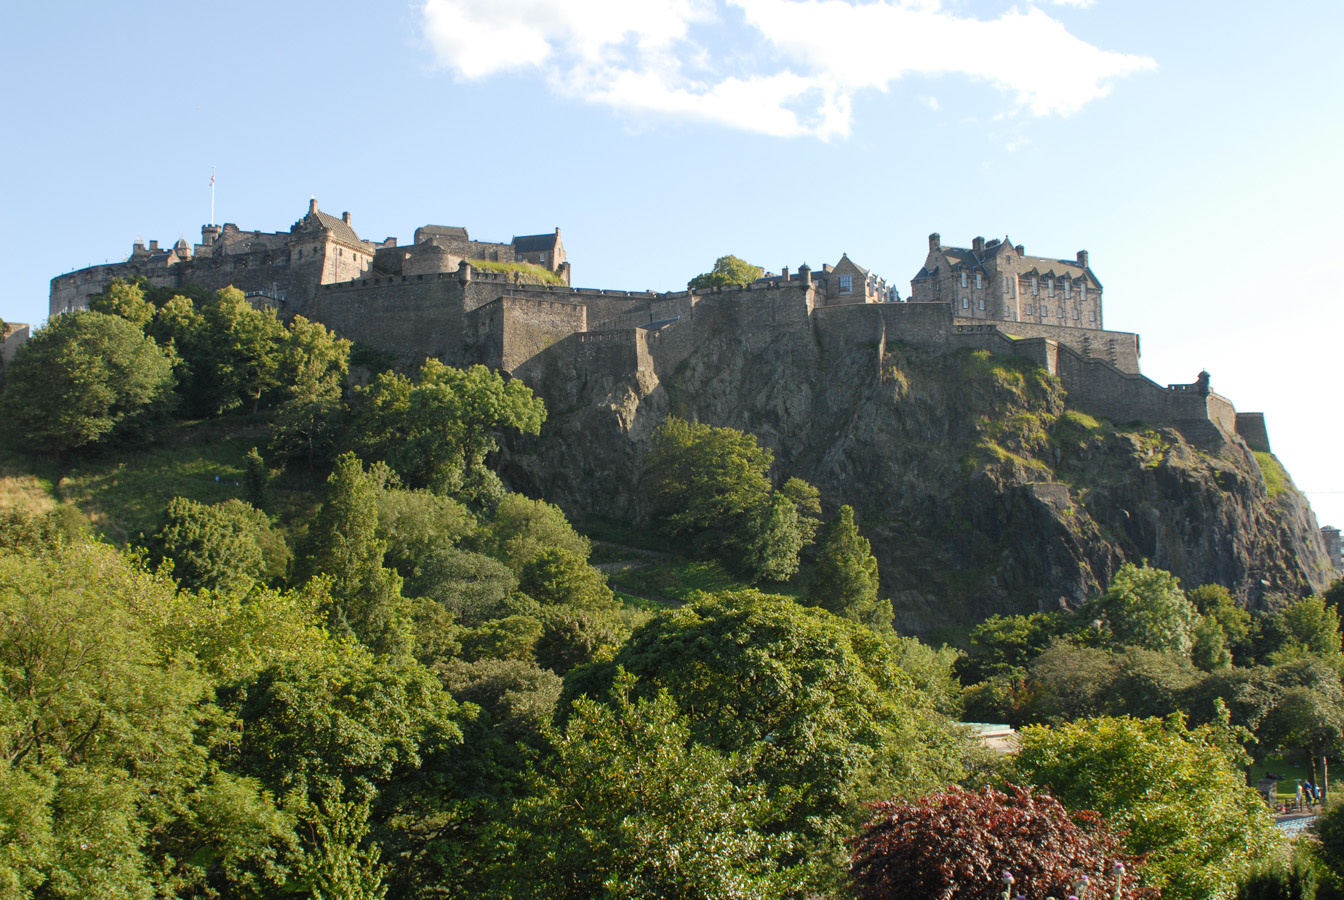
left=309, top=198, right=318, bottom=215
left=342, top=211, right=351, bottom=225
left=149, top=240, right=159, bottom=252
left=972, top=236, right=985, bottom=252
left=1077, top=249, right=1089, bottom=268
left=1016, top=244, right=1025, bottom=256
left=929, top=233, right=941, bottom=252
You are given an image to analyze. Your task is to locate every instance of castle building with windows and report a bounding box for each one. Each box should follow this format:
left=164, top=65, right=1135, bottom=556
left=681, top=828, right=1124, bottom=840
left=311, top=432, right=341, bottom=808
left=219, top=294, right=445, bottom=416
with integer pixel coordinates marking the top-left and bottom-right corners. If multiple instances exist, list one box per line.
left=46, top=204, right=1272, bottom=454
left=910, top=233, right=1103, bottom=330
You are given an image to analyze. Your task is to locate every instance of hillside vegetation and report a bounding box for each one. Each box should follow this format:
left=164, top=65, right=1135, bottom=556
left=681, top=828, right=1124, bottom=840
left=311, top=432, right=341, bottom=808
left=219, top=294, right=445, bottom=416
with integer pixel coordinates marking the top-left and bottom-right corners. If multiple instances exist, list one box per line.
left=1, top=278, right=1341, bottom=900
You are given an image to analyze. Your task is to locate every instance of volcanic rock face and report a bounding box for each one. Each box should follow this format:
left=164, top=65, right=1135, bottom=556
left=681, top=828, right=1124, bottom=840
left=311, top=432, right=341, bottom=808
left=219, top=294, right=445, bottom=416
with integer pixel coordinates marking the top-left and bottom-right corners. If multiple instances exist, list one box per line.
left=500, top=325, right=1331, bottom=634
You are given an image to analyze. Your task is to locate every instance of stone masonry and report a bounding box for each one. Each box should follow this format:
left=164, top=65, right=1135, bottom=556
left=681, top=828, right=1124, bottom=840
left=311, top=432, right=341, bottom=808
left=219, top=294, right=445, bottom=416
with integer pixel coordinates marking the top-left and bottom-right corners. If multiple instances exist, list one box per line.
left=47, top=206, right=1268, bottom=450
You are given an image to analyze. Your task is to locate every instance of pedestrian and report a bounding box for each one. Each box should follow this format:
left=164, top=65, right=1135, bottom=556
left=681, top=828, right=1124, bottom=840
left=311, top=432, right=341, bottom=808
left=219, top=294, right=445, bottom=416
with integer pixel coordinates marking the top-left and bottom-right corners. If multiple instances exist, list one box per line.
left=1296, top=782, right=1305, bottom=812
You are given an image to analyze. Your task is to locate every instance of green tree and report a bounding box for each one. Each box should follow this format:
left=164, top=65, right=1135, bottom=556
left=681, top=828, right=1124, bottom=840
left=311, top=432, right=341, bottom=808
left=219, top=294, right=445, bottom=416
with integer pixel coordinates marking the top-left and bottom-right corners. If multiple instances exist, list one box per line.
left=1265, top=596, right=1343, bottom=667
left=351, top=361, right=545, bottom=496
left=87, top=277, right=154, bottom=328
left=850, top=785, right=1147, bottom=900
left=1013, top=714, right=1283, bottom=900
left=268, top=315, right=352, bottom=468
left=298, top=453, right=410, bottom=655
left=493, top=672, right=802, bottom=899
left=0, top=310, right=175, bottom=458
left=474, top=493, right=590, bottom=573
left=808, top=505, right=891, bottom=632
left=147, top=496, right=289, bottom=592
left=0, top=538, right=299, bottom=899
left=197, top=287, right=287, bottom=414
left=519, top=547, right=616, bottom=611
left=1189, top=583, right=1253, bottom=662
left=958, top=611, right=1066, bottom=684
left=1091, top=563, right=1200, bottom=656
left=687, top=254, right=765, bottom=290
left=406, top=547, right=520, bottom=626
left=376, top=486, right=475, bottom=579
left=644, top=418, right=810, bottom=580
left=565, top=589, right=967, bottom=882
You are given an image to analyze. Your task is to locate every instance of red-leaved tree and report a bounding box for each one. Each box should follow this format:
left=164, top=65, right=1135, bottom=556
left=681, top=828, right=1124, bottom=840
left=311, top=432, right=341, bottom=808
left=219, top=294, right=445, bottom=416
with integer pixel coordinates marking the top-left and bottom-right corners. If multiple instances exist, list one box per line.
left=850, top=784, right=1154, bottom=900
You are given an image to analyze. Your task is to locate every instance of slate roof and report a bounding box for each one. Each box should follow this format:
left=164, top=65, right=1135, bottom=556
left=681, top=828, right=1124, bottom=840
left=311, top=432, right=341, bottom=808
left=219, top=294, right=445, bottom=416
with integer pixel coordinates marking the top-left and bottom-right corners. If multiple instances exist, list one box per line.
left=513, top=232, right=559, bottom=253
left=419, top=225, right=469, bottom=241
left=307, top=208, right=369, bottom=248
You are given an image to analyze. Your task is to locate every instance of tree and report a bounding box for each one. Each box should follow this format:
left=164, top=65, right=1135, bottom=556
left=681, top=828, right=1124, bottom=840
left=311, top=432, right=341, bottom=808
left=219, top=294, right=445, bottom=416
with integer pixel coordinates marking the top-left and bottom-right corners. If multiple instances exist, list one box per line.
left=519, top=547, right=616, bottom=611
left=958, top=611, right=1066, bottom=685
left=298, top=453, right=410, bottom=655
left=808, top=505, right=891, bottom=632
left=1264, top=596, right=1343, bottom=667
left=1090, top=563, right=1199, bottom=656
left=644, top=417, right=811, bottom=580
left=474, top=493, right=590, bottom=573
left=268, top=315, right=352, bottom=468
left=850, top=785, right=1149, bottom=900
left=687, top=254, right=765, bottom=290
left=350, top=361, right=545, bottom=496
left=376, top=486, right=475, bottom=579
left=0, top=310, right=175, bottom=458
left=0, top=538, right=299, bottom=899
left=196, top=287, right=287, bottom=415
left=87, top=277, right=154, bottom=328
left=1189, top=584, right=1253, bottom=663
left=406, top=547, right=519, bottom=626
left=147, top=496, right=289, bottom=592
left=1013, top=715, right=1283, bottom=900
left=564, top=589, right=967, bottom=870
left=493, top=672, right=803, bottom=899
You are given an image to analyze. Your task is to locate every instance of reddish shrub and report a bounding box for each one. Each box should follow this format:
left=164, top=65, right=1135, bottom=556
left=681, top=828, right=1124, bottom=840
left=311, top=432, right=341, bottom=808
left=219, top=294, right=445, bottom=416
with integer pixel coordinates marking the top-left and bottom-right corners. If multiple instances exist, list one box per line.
left=850, top=784, right=1153, bottom=900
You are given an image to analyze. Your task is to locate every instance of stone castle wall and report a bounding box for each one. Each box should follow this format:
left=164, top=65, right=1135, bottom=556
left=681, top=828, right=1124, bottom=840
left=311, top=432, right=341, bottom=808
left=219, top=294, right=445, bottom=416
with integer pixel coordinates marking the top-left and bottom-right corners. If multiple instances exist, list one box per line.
left=310, top=273, right=468, bottom=365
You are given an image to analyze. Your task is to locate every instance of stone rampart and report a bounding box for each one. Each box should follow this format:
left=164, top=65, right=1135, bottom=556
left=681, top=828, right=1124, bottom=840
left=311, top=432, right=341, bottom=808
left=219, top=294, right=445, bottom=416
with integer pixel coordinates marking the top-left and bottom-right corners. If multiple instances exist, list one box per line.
left=310, top=273, right=467, bottom=365
left=500, top=295, right=588, bottom=373
left=962, top=318, right=1141, bottom=375
left=1236, top=413, right=1272, bottom=452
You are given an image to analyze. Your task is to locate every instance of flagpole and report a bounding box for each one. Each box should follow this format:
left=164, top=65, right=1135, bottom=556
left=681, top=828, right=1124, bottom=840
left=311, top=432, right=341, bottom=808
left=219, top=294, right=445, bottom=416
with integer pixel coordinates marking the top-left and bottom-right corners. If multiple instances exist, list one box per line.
left=210, top=167, right=216, bottom=226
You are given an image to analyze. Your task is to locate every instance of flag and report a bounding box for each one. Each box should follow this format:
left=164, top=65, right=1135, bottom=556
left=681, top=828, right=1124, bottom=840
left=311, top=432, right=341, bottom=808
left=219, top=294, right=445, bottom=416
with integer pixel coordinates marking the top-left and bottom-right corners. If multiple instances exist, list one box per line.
left=210, top=167, right=215, bottom=186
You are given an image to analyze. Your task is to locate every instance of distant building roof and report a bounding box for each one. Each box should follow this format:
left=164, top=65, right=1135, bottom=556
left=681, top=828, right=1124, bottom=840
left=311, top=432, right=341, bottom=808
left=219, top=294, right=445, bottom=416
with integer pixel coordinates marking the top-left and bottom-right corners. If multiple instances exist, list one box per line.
left=310, top=209, right=367, bottom=248
left=513, top=232, right=560, bottom=253
left=418, top=225, right=469, bottom=242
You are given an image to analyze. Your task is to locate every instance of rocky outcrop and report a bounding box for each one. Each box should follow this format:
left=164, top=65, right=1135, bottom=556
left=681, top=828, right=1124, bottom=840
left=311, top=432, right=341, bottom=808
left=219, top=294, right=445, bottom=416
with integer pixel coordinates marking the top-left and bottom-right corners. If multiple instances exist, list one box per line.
left=500, top=318, right=1332, bottom=634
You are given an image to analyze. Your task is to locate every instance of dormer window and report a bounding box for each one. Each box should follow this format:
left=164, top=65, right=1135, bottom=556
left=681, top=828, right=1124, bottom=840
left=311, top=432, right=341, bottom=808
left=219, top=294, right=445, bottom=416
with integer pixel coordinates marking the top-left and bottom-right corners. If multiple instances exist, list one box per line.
left=1064, top=280, right=1071, bottom=299
left=838, top=274, right=853, bottom=294
left=1047, top=280, right=1054, bottom=299
left=1032, top=276, right=1039, bottom=297
left=960, top=272, right=967, bottom=288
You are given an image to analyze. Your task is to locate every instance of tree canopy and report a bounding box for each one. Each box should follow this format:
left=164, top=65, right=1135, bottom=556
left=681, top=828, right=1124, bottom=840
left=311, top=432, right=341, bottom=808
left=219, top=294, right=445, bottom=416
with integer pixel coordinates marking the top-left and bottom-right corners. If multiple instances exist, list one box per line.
left=687, top=255, right=765, bottom=290
left=0, top=310, right=175, bottom=457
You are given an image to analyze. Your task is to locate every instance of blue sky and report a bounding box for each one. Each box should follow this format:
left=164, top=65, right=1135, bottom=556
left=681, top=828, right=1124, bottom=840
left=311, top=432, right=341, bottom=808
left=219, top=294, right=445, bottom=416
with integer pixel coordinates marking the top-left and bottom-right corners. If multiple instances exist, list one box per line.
left=4, top=0, right=1343, bottom=535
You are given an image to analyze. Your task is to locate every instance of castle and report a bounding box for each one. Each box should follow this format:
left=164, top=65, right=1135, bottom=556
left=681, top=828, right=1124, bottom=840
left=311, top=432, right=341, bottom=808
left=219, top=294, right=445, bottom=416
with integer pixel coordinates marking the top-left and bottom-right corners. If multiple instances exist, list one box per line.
left=48, top=202, right=1272, bottom=454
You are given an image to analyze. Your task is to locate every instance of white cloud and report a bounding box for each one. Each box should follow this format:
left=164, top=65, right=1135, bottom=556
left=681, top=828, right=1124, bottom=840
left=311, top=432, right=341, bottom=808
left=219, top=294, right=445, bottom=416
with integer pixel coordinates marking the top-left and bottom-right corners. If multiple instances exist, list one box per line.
left=420, top=0, right=1154, bottom=138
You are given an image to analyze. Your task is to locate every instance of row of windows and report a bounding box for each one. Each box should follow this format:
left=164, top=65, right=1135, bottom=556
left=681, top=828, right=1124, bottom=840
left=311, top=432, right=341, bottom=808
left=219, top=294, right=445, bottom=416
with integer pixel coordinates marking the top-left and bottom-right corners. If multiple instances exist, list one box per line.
left=959, top=272, right=985, bottom=289
left=1029, top=275, right=1082, bottom=300
left=1023, top=303, right=1097, bottom=322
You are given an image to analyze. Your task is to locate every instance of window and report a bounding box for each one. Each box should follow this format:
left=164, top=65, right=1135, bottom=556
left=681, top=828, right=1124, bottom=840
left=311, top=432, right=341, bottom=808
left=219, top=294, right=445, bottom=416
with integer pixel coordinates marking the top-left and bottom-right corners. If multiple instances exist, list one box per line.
left=962, top=297, right=970, bottom=309
left=1057, top=306, right=1064, bottom=318
left=960, top=272, right=967, bottom=288
left=1073, top=308, right=1080, bottom=320
left=1025, top=304, right=1033, bottom=315
left=1064, top=280, right=1071, bottom=299
left=1048, top=280, right=1054, bottom=298
left=838, top=274, right=853, bottom=294
left=978, top=298, right=985, bottom=310
left=1089, top=310, right=1096, bottom=322
left=975, top=273, right=983, bottom=289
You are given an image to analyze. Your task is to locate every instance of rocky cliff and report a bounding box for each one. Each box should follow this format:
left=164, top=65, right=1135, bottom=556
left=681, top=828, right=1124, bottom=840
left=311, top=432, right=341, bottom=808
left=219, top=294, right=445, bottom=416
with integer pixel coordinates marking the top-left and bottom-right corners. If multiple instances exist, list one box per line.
left=500, top=318, right=1331, bottom=635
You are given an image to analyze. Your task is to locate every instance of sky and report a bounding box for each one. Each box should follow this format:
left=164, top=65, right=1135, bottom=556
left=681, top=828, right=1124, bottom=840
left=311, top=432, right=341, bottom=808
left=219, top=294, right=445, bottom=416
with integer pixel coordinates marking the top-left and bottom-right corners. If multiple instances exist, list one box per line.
left=3, top=0, right=1342, bottom=531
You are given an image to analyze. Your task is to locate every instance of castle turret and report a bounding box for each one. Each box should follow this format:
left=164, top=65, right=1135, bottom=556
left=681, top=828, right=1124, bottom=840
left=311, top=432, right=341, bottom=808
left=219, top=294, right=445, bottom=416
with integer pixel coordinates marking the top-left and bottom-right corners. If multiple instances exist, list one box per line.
left=798, top=263, right=812, bottom=286
left=456, top=259, right=473, bottom=286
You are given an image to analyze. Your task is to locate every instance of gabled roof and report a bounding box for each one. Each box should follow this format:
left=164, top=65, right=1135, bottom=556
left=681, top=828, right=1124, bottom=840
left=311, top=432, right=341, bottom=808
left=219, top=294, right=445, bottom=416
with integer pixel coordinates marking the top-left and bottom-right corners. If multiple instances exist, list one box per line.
left=419, top=225, right=469, bottom=241
left=310, top=209, right=368, bottom=248
left=513, top=232, right=559, bottom=253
